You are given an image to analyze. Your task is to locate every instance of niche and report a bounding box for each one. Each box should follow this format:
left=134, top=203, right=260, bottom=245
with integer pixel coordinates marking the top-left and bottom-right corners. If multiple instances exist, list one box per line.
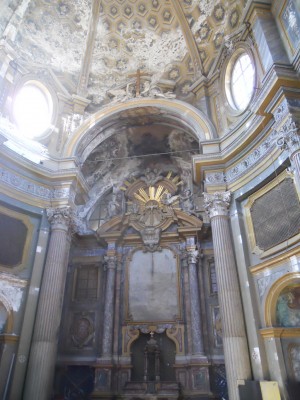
left=131, top=332, right=176, bottom=382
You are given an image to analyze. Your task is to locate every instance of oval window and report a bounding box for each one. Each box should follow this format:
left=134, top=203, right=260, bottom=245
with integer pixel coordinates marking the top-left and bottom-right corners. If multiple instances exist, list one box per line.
left=226, top=52, right=255, bottom=112
left=13, top=81, right=53, bottom=138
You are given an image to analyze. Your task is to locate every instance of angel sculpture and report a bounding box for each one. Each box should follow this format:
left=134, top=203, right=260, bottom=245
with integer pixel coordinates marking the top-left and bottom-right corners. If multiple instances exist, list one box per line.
left=140, top=72, right=176, bottom=99
left=140, top=168, right=164, bottom=186
left=162, top=192, right=179, bottom=205
left=107, top=83, right=134, bottom=103
left=180, top=188, right=195, bottom=214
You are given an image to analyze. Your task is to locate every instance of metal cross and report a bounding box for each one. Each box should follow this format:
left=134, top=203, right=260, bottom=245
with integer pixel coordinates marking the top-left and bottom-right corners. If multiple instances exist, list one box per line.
left=128, top=68, right=151, bottom=96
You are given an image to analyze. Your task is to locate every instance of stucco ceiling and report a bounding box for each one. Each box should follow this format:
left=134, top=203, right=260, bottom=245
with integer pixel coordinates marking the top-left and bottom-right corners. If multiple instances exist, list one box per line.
left=1, top=0, right=248, bottom=105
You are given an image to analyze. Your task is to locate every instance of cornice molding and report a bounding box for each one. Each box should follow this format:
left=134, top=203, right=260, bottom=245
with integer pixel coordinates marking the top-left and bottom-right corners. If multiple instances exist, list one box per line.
left=194, top=71, right=300, bottom=185
left=260, top=327, right=300, bottom=339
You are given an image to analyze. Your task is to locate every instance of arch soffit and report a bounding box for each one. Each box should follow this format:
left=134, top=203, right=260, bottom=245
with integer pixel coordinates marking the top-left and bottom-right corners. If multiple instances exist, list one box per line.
left=264, top=272, right=300, bottom=328
left=64, top=99, right=216, bottom=159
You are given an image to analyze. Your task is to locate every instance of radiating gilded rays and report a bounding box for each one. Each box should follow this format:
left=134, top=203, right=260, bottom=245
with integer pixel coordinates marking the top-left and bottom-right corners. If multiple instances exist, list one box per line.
left=134, top=185, right=169, bottom=204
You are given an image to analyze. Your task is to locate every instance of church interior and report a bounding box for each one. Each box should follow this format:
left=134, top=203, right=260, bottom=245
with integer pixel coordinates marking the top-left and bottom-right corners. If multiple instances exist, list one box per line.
left=1, top=0, right=300, bottom=399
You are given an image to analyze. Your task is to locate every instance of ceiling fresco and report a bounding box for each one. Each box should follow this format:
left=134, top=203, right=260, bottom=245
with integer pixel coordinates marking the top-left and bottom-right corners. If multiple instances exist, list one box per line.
left=2, top=0, right=249, bottom=106
left=81, top=126, right=199, bottom=187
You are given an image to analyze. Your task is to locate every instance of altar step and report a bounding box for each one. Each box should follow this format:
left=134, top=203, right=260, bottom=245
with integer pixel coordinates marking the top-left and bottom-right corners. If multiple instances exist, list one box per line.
left=123, top=381, right=180, bottom=398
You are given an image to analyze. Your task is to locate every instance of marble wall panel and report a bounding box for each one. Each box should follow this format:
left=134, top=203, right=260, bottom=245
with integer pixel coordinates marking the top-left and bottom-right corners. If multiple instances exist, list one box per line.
left=128, top=249, right=179, bottom=322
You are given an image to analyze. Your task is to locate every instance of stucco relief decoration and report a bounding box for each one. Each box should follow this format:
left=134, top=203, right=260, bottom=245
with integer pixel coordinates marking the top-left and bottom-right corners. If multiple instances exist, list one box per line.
left=0, top=278, right=24, bottom=312
left=91, top=26, right=185, bottom=104
left=179, top=188, right=196, bottom=215
left=130, top=324, right=174, bottom=335
left=275, top=117, right=300, bottom=154
left=0, top=165, right=72, bottom=202
left=257, top=270, right=285, bottom=299
left=205, top=172, right=226, bottom=185
left=203, top=191, right=231, bottom=218
left=106, top=73, right=176, bottom=103
left=71, top=312, right=95, bottom=348
left=186, top=248, right=199, bottom=264
left=14, top=0, right=92, bottom=78
left=121, top=170, right=183, bottom=250
left=1, top=0, right=251, bottom=113
left=46, top=206, right=76, bottom=231
left=191, top=0, right=247, bottom=73
left=273, top=99, right=289, bottom=125
left=225, top=129, right=279, bottom=183
left=61, top=113, right=85, bottom=136
left=104, top=255, right=117, bottom=270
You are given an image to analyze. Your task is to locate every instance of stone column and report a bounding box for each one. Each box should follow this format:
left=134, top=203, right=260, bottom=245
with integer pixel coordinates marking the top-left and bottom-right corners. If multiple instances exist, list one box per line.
left=10, top=213, right=50, bottom=400
left=276, top=116, right=300, bottom=184
left=102, top=253, right=117, bottom=358
left=186, top=240, right=204, bottom=355
left=204, top=192, right=252, bottom=400
left=23, top=207, right=74, bottom=400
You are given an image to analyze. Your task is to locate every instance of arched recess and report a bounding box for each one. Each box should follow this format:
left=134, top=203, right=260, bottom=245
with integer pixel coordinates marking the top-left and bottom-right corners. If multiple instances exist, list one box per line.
left=264, top=272, right=300, bottom=327
left=130, top=331, right=176, bottom=382
left=63, top=98, right=217, bottom=160
left=0, top=296, right=14, bottom=334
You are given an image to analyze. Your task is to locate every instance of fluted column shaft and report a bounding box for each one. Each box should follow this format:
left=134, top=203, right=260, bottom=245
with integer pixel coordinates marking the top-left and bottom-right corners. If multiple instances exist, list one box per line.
left=24, top=207, right=73, bottom=400
left=102, top=254, right=117, bottom=358
left=186, top=245, right=204, bottom=355
left=204, top=192, right=251, bottom=400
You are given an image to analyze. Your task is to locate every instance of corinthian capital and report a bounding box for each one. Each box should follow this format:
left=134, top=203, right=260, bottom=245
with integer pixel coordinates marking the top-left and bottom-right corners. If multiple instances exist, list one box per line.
left=186, top=248, right=199, bottom=264
left=276, top=116, right=300, bottom=154
left=46, top=207, right=75, bottom=231
left=104, top=255, right=117, bottom=270
left=204, top=191, right=231, bottom=218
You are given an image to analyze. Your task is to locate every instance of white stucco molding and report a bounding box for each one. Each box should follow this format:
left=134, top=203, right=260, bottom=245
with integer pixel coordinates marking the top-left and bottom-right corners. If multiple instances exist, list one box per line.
left=63, top=98, right=217, bottom=160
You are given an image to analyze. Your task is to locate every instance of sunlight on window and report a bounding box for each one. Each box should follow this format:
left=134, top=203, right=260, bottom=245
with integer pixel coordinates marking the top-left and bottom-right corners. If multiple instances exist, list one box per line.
left=13, top=83, right=53, bottom=138
left=231, top=53, right=255, bottom=111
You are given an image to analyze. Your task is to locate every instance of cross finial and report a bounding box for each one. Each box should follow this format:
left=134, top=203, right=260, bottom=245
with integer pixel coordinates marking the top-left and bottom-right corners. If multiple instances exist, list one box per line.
left=128, top=68, right=151, bottom=96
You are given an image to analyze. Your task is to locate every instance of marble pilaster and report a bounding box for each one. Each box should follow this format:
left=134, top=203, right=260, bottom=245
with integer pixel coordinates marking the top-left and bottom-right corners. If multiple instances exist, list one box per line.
left=102, top=253, right=117, bottom=358
left=204, top=192, right=251, bottom=400
left=9, top=214, right=50, bottom=400
left=23, top=207, right=74, bottom=400
left=186, top=242, right=204, bottom=355
left=260, top=329, right=289, bottom=400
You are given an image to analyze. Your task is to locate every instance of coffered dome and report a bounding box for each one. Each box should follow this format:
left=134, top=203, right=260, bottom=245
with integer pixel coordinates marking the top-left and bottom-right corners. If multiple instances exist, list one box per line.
left=1, top=0, right=249, bottom=107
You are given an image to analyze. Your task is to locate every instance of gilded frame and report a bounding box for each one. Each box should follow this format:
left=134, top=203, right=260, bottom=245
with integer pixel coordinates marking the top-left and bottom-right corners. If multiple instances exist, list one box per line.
left=0, top=205, right=33, bottom=273
left=124, top=245, right=182, bottom=324
left=244, top=170, right=300, bottom=258
left=264, top=272, right=300, bottom=327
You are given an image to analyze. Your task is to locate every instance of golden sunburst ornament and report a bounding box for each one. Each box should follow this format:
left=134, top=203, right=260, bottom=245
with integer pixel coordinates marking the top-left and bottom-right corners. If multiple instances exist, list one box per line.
left=134, top=185, right=168, bottom=205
